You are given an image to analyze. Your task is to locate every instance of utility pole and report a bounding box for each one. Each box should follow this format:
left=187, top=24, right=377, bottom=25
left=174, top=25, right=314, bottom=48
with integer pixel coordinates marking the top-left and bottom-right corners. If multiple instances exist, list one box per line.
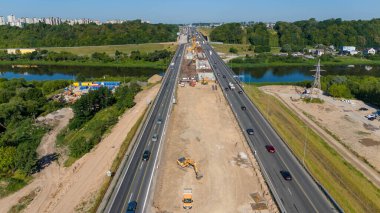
left=310, top=59, right=325, bottom=99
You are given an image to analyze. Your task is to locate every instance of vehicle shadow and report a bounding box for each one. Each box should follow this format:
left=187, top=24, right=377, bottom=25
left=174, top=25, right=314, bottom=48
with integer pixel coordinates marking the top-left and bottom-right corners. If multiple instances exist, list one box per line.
left=32, top=153, right=59, bottom=174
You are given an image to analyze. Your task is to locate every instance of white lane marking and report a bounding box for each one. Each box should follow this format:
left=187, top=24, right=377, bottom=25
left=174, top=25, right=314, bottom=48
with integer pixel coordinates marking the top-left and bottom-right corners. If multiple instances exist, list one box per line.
left=141, top=44, right=184, bottom=213
left=128, top=193, right=133, bottom=202
left=113, top=46, right=181, bottom=213
left=140, top=163, right=143, bottom=170
left=288, top=187, right=292, bottom=195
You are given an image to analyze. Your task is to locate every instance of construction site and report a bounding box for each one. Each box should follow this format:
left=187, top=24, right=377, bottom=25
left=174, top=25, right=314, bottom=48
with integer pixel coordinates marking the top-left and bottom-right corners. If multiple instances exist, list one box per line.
left=152, top=40, right=274, bottom=213
left=179, top=35, right=215, bottom=87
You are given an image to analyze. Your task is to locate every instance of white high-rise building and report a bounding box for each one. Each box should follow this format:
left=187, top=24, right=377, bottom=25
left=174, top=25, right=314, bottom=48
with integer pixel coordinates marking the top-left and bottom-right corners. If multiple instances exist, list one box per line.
left=7, top=14, right=16, bottom=25
left=0, top=16, right=5, bottom=25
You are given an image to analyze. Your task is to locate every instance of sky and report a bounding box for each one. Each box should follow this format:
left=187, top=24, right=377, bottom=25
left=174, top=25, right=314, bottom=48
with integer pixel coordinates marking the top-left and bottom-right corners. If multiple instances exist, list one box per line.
left=0, top=0, right=379, bottom=24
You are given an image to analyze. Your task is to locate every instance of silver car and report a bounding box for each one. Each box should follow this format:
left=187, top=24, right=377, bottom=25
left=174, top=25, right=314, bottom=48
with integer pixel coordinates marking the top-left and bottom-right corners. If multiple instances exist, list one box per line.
left=152, top=134, right=158, bottom=142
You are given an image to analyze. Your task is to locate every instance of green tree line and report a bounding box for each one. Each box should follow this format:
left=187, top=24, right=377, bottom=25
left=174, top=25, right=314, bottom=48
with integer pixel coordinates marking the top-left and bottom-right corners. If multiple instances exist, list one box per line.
left=0, top=49, right=174, bottom=63
left=321, top=75, right=380, bottom=107
left=210, top=19, right=380, bottom=52
left=59, top=83, right=141, bottom=159
left=0, top=20, right=178, bottom=48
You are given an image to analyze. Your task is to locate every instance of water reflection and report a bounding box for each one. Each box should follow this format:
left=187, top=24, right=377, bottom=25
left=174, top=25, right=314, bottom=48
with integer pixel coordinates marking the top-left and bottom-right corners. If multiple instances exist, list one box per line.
left=233, top=65, right=380, bottom=83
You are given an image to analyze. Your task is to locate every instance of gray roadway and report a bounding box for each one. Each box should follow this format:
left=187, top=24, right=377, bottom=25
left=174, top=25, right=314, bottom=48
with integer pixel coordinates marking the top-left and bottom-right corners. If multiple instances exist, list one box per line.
left=102, top=43, right=185, bottom=213
left=196, top=29, right=339, bottom=213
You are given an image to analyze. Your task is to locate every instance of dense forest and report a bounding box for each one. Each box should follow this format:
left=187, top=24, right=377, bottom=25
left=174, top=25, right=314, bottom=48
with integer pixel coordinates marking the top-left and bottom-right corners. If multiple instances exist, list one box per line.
left=0, top=20, right=178, bottom=48
left=0, top=79, right=69, bottom=180
left=321, top=76, right=380, bottom=107
left=210, top=19, right=380, bottom=52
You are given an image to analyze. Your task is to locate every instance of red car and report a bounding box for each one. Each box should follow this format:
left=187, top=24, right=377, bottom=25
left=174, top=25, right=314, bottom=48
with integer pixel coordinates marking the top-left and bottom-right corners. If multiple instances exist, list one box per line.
left=265, top=145, right=275, bottom=153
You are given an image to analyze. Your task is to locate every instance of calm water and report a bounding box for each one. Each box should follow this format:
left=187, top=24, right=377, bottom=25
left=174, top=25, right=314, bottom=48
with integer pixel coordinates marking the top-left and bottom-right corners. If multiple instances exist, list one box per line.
left=1, top=64, right=380, bottom=82
left=233, top=65, right=380, bottom=83
left=0, top=65, right=163, bottom=81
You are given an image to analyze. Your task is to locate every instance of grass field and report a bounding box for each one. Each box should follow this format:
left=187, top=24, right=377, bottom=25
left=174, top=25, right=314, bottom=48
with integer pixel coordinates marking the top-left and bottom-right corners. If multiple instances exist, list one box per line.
left=244, top=84, right=380, bottom=213
left=211, top=43, right=251, bottom=55
left=0, top=59, right=169, bottom=69
left=197, top=27, right=213, bottom=38
left=42, top=42, right=178, bottom=56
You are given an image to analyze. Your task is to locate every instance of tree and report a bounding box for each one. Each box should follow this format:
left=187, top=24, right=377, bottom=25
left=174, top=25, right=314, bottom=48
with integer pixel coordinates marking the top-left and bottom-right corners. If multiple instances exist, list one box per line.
left=229, top=47, right=238, bottom=54
left=328, top=84, right=352, bottom=98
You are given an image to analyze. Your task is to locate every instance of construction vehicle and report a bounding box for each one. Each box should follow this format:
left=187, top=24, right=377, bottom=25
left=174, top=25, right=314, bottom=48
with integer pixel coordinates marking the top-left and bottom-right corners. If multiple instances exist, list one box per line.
left=186, top=36, right=197, bottom=53
left=182, top=188, right=193, bottom=209
left=177, top=157, right=203, bottom=179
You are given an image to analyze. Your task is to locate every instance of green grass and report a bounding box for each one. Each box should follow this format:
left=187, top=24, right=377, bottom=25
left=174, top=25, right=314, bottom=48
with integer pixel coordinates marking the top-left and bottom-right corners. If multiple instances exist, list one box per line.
left=244, top=84, right=380, bottom=213
left=197, top=27, right=213, bottom=38
left=59, top=106, right=121, bottom=167
left=8, top=187, right=38, bottom=213
left=42, top=42, right=178, bottom=56
left=0, top=171, right=31, bottom=199
left=0, top=59, right=169, bottom=69
left=89, top=108, right=147, bottom=213
left=211, top=43, right=251, bottom=55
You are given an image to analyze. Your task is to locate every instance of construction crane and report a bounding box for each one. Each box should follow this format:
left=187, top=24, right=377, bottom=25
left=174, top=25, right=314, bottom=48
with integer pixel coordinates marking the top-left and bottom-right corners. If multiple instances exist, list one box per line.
left=177, top=157, right=203, bottom=179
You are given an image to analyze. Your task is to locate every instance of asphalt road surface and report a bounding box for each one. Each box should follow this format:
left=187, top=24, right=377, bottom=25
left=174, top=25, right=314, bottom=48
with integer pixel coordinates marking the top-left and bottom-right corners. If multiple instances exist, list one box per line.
left=102, top=43, right=185, bottom=213
left=195, top=29, right=340, bottom=213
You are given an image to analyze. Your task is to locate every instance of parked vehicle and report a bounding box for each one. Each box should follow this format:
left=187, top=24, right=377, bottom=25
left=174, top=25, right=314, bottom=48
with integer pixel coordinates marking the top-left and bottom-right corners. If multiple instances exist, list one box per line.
left=359, top=107, right=369, bottom=111
left=182, top=188, right=193, bottom=209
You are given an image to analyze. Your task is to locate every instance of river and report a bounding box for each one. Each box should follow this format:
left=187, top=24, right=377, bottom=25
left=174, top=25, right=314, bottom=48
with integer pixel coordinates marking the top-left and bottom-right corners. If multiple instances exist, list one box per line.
left=1, top=64, right=379, bottom=82
left=0, top=65, right=163, bottom=81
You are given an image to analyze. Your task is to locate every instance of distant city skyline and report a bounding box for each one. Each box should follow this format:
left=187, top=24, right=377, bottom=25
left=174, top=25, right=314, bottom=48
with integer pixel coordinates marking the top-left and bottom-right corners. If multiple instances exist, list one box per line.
left=1, top=0, right=380, bottom=24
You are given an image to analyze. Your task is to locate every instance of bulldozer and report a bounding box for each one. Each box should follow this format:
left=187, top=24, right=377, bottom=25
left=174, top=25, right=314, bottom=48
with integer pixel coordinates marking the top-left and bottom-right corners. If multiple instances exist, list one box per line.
left=177, top=157, right=203, bottom=179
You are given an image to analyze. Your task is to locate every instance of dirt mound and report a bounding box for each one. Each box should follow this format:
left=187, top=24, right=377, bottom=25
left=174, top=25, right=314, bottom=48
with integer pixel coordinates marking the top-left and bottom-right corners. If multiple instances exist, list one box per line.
left=148, top=74, right=163, bottom=84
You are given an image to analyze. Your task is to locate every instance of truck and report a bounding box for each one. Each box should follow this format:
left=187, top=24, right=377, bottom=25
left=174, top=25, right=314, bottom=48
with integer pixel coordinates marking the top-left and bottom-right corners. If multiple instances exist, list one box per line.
left=228, top=82, right=235, bottom=90
left=182, top=188, right=193, bottom=209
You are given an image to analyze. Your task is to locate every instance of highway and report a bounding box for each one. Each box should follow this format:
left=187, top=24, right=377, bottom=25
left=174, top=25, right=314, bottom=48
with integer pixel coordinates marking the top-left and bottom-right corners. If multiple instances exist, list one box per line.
left=196, top=29, right=340, bottom=213
left=101, top=42, right=185, bottom=213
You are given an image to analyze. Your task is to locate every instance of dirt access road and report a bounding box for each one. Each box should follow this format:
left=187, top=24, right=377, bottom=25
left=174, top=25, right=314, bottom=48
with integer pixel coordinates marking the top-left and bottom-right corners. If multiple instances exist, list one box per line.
left=0, top=76, right=161, bottom=213
left=152, top=83, right=275, bottom=213
left=260, top=85, right=380, bottom=187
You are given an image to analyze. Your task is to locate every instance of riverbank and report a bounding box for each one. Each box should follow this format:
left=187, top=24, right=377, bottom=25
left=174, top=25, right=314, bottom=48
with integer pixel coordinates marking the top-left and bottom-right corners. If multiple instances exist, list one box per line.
left=228, top=57, right=380, bottom=68
left=0, top=60, right=168, bottom=69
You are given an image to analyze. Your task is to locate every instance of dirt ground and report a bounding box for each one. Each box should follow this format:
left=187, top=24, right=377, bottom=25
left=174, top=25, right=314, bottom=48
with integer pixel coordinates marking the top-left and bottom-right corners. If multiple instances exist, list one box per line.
left=0, top=78, right=161, bottom=213
left=260, top=85, right=380, bottom=186
left=152, top=83, right=275, bottom=213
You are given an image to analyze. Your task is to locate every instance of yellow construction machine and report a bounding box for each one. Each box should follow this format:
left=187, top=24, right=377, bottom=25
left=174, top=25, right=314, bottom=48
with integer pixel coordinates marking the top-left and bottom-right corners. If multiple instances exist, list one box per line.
left=186, top=36, right=197, bottom=53
left=177, top=157, right=203, bottom=179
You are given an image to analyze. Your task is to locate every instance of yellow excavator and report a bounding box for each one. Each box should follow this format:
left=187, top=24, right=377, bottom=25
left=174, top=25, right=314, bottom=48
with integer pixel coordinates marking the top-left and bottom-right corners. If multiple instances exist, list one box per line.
left=177, top=157, right=203, bottom=179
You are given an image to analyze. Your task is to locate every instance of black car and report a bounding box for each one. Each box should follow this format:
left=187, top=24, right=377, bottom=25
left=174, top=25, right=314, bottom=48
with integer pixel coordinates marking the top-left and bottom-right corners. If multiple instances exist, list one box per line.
left=359, top=107, right=369, bottom=111
left=280, top=170, right=292, bottom=181
left=225, top=87, right=229, bottom=91
left=142, top=150, right=151, bottom=161
left=223, top=75, right=226, bottom=78
left=246, top=129, right=254, bottom=135
left=241, top=106, right=247, bottom=110
left=157, top=118, right=162, bottom=124
left=126, top=201, right=137, bottom=213
left=238, top=90, right=243, bottom=94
